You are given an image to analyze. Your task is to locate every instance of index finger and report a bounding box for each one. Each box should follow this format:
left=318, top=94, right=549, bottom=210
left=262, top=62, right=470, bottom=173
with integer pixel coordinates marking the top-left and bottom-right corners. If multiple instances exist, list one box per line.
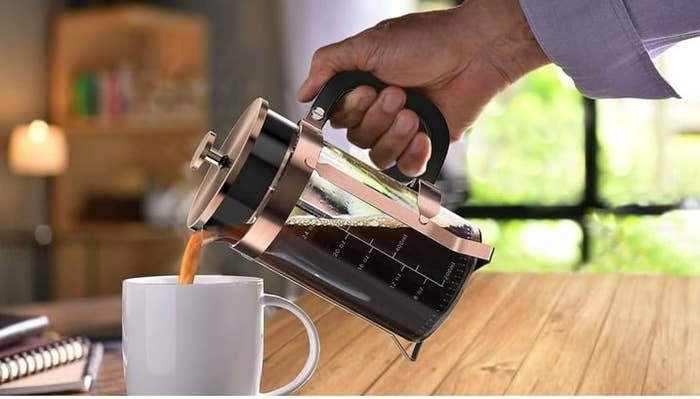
left=296, top=38, right=365, bottom=103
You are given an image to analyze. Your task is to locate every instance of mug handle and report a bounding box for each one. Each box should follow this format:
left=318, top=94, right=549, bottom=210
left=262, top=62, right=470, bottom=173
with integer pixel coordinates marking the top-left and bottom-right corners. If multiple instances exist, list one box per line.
left=259, top=294, right=320, bottom=396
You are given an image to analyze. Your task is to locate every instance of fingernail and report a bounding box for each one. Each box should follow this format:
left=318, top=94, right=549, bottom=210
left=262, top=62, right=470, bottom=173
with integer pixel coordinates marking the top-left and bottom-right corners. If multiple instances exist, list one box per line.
left=395, top=113, right=413, bottom=134
left=409, top=137, right=426, bottom=156
left=382, top=92, right=403, bottom=113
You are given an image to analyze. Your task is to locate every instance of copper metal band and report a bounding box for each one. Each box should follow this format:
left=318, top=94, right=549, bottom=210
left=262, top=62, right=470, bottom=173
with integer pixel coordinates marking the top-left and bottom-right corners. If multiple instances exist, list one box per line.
left=227, top=120, right=323, bottom=259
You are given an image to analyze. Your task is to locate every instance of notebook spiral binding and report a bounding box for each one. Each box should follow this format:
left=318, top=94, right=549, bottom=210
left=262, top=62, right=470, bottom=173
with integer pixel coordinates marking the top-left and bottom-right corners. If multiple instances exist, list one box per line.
left=0, top=337, right=89, bottom=385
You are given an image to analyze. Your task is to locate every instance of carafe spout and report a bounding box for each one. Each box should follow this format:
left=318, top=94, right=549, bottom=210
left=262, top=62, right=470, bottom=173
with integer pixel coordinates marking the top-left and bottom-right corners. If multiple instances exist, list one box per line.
left=197, top=225, right=250, bottom=247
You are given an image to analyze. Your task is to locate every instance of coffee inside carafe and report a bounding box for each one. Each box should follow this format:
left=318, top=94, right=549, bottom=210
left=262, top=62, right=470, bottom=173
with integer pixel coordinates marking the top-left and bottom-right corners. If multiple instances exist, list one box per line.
left=212, top=211, right=477, bottom=342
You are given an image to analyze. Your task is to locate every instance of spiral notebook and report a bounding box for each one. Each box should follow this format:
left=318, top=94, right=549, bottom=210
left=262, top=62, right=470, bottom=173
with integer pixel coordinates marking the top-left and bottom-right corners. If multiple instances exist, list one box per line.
left=0, top=337, right=102, bottom=394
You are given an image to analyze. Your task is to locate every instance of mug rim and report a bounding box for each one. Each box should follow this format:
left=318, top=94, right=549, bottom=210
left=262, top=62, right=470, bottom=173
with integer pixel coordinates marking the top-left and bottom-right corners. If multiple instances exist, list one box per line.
left=123, top=275, right=263, bottom=286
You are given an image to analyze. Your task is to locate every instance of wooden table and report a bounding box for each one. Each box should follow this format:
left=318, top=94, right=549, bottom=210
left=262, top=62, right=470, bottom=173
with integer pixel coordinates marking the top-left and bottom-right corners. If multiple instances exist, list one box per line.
left=4, top=272, right=700, bottom=395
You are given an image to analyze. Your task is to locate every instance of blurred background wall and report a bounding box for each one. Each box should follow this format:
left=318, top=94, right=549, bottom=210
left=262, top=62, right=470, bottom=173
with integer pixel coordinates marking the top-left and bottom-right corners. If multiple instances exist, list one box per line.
left=0, top=0, right=60, bottom=302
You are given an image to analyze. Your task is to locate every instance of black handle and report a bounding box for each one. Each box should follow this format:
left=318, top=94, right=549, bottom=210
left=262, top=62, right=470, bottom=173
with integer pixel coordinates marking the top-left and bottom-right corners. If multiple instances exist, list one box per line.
left=307, top=71, right=450, bottom=186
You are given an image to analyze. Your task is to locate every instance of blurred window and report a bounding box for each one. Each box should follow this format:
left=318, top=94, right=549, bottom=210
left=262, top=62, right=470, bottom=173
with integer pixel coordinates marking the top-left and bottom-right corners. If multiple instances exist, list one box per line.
left=584, top=211, right=700, bottom=274
left=447, top=3, right=700, bottom=273
left=586, top=38, right=700, bottom=274
left=598, top=40, right=700, bottom=207
left=467, top=66, right=585, bottom=206
left=462, top=65, right=586, bottom=271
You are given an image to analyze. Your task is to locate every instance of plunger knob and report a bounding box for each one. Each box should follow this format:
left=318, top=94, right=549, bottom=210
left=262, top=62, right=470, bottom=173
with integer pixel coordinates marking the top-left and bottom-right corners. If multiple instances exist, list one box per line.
left=190, top=131, right=228, bottom=170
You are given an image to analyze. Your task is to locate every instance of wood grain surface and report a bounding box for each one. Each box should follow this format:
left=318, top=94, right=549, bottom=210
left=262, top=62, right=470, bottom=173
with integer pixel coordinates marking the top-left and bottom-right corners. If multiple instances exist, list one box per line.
left=5, top=272, right=700, bottom=395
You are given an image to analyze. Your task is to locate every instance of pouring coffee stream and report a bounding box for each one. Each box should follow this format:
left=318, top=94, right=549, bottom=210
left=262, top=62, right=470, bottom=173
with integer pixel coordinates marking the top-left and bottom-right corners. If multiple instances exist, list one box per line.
left=178, top=230, right=217, bottom=285
left=184, top=71, right=494, bottom=361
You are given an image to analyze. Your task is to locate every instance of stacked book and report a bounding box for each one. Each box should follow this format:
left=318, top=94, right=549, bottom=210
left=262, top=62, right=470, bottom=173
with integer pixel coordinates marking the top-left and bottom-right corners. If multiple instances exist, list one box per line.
left=72, top=65, right=133, bottom=120
left=0, top=313, right=103, bottom=395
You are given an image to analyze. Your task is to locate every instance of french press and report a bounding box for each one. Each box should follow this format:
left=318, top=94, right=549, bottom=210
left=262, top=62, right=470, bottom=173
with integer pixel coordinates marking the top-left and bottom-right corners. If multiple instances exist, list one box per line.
left=187, top=71, right=494, bottom=361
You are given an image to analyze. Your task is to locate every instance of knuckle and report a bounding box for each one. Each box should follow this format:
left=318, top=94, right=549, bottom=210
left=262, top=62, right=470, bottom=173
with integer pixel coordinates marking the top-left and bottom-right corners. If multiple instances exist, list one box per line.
left=369, top=149, right=389, bottom=169
left=355, top=86, right=379, bottom=105
left=310, top=45, right=338, bottom=72
left=344, top=87, right=373, bottom=109
left=347, top=129, right=374, bottom=148
left=391, top=111, right=419, bottom=136
left=383, top=128, right=409, bottom=146
left=349, top=138, right=371, bottom=149
left=398, top=157, right=425, bottom=177
left=382, top=85, right=404, bottom=97
left=401, top=109, right=419, bottom=128
left=329, top=117, right=346, bottom=129
left=311, top=44, right=331, bottom=61
left=364, top=108, right=394, bottom=129
left=369, top=145, right=396, bottom=170
left=331, top=102, right=353, bottom=120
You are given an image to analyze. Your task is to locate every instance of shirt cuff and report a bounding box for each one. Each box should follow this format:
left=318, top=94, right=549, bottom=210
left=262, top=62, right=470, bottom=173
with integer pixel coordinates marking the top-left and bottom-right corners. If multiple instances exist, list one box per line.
left=518, top=0, right=680, bottom=99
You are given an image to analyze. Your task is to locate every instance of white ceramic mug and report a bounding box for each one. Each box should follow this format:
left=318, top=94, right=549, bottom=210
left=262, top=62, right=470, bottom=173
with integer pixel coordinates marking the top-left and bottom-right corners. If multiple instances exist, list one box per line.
left=122, top=275, right=320, bottom=395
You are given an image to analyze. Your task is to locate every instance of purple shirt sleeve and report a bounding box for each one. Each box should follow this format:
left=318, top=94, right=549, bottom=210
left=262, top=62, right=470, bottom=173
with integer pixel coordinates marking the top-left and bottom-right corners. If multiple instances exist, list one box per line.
left=625, top=0, right=700, bottom=57
left=518, top=0, right=700, bottom=99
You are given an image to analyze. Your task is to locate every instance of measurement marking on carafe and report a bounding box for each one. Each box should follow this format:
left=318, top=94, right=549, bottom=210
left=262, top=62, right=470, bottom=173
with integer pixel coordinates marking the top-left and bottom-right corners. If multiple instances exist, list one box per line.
left=392, top=233, right=408, bottom=258
left=336, top=225, right=444, bottom=287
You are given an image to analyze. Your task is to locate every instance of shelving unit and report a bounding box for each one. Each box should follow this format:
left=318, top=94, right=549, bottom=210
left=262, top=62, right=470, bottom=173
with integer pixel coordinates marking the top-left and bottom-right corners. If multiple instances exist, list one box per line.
left=48, top=5, right=210, bottom=299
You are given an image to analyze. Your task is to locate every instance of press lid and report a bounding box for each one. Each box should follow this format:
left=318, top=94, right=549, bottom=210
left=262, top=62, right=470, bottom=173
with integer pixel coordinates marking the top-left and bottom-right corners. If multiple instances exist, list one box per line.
left=187, top=98, right=298, bottom=230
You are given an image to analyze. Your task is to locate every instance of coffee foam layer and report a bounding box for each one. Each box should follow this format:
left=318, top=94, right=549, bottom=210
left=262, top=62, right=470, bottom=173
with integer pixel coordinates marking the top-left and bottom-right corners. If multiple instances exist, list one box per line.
left=285, top=214, right=406, bottom=229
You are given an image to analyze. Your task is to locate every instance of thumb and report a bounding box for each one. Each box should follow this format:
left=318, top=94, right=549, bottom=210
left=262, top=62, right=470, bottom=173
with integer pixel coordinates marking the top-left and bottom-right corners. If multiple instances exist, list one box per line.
left=296, top=37, right=367, bottom=103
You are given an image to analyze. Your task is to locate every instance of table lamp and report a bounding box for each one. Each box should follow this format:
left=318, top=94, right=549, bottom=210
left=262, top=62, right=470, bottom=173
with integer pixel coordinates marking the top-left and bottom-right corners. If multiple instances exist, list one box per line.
left=9, top=119, right=67, bottom=176
left=7, top=119, right=68, bottom=300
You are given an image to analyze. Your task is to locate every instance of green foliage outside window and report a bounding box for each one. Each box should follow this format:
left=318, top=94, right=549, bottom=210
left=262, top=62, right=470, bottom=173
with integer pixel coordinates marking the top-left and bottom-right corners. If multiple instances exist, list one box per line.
left=466, top=65, right=584, bottom=205
left=584, top=211, right=700, bottom=274
left=598, top=100, right=700, bottom=207
left=474, top=218, right=582, bottom=273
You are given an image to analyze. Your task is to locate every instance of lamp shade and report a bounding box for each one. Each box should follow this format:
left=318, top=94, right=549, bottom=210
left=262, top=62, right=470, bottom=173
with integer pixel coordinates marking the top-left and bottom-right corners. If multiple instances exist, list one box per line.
left=8, top=120, right=68, bottom=176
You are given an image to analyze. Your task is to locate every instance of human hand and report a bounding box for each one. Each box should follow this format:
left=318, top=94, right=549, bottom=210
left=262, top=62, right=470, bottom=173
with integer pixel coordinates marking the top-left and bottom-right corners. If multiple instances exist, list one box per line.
left=297, top=0, right=549, bottom=176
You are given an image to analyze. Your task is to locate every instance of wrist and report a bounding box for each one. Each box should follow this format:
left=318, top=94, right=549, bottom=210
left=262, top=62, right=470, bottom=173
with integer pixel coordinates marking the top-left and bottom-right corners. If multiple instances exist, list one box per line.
left=504, top=0, right=550, bottom=76
left=454, top=0, right=550, bottom=83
